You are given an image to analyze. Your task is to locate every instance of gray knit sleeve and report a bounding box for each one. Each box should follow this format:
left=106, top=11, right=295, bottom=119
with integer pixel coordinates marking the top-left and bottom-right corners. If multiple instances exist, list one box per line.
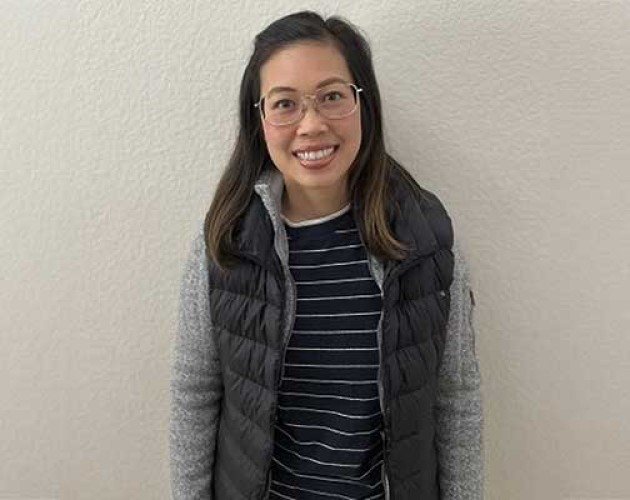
left=170, top=224, right=223, bottom=500
left=435, top=241, right=484, bottom=499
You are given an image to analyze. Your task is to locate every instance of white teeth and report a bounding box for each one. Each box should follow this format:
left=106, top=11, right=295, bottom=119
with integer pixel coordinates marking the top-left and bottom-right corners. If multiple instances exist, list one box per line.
left=296, top=147, right=335, bottom=161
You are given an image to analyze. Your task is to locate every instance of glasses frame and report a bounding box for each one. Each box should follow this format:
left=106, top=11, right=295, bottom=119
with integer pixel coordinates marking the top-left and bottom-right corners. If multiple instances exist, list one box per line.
left=254, top=82, right=364, bottom=127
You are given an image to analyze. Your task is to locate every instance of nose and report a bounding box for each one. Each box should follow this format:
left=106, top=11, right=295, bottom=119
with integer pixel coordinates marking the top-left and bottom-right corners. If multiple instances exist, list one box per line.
left=296, top=98, right=329, bottom=135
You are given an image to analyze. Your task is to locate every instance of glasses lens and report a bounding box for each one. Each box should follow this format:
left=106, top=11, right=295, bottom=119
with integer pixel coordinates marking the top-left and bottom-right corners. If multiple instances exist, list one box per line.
left=263, top=91, right=301, bottom=126
left=316, top=83, right=357, bottom=119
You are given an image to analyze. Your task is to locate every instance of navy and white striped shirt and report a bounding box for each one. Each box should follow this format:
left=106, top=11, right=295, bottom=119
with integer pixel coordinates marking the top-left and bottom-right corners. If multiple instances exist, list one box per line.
left=269, top=203, right=385, bottom=500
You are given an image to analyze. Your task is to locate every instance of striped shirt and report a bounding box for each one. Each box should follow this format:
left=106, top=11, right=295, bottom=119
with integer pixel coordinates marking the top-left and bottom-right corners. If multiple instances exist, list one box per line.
left=269, top=202, right=385, bottom=500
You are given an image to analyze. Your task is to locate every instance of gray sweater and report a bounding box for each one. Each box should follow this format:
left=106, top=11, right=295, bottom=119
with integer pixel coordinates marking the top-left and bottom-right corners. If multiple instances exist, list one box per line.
left=170, top=218, right=484, bottom=500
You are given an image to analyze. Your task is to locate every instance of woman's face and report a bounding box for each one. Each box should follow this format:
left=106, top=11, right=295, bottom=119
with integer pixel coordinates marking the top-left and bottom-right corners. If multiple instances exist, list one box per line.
left=258, top=42, right=362, bottom=203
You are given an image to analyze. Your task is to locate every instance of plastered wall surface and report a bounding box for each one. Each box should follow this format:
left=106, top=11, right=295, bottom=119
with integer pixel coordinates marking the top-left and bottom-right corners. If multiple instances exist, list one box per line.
left=1, top=1, right=629, bottom=499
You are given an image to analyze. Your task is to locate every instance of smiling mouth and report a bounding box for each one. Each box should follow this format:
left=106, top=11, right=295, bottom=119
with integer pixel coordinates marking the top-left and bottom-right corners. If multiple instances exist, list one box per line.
left=293, top=145, right=339, bottom=161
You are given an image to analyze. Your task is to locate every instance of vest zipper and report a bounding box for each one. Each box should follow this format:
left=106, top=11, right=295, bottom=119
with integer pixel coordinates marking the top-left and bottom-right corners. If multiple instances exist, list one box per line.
left=374, top=287, right=391, bottom=500
left=363, top=250, right=391, bottom=500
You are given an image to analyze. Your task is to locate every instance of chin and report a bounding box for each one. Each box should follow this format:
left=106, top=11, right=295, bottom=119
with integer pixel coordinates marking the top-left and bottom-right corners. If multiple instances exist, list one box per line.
left=295, top=168, right=350, bottom=189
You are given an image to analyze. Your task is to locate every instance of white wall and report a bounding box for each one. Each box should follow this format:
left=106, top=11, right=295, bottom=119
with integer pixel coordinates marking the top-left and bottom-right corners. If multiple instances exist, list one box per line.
left=1, top=1, right=629, bottom=499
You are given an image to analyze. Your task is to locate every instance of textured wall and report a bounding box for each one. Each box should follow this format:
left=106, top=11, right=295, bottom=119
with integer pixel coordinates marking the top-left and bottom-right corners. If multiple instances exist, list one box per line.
left=1, top=1, right=629, bottom=499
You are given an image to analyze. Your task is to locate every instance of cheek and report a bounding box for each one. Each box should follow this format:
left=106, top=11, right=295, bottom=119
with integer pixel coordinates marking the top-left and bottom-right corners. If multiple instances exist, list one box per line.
left=344, top=114, right=362, bottom=149
left=262, top=124, right=289, bottom=151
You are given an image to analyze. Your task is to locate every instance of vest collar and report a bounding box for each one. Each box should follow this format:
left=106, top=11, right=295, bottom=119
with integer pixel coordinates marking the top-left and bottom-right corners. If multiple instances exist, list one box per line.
left=234, top=165, right=440, bottom=266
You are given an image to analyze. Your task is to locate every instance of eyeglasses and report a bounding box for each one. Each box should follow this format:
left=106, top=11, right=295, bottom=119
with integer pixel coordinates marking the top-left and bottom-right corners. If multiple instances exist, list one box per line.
left=254, top=82, right=363, bottom=127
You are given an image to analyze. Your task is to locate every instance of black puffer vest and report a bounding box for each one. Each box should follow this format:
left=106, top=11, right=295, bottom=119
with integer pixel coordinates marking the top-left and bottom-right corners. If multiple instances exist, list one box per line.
left=206, top=167, right=454, bottom=499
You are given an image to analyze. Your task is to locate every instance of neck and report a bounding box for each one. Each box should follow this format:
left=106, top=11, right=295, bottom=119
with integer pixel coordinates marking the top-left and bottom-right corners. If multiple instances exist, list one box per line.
left=281, top=182, right=350, bottom=223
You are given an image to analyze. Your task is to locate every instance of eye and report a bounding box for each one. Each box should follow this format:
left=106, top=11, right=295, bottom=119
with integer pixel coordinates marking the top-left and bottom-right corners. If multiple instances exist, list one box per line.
left=323, top=91, right=343, bottom=101
left=271, top=99, right=295, bottom=110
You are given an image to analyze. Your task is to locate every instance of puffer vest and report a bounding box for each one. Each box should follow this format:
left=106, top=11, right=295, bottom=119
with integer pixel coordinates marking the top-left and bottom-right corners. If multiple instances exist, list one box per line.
left=206, top=167, right=454, bottom=499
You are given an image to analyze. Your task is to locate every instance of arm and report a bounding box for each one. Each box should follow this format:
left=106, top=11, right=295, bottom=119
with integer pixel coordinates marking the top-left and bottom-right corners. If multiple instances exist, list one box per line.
left=170, top=224, right=223, bottom=499
left=436, top=241, right=484, bottom=499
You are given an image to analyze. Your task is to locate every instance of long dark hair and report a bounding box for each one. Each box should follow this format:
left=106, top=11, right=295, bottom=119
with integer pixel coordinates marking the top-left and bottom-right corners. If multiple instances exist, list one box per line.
left=205, top=10, right=421, bottom=270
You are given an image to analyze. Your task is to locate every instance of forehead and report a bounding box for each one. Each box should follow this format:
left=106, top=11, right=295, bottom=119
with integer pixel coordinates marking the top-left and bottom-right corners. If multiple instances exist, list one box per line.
left=259, top=42, right=353, bottom=95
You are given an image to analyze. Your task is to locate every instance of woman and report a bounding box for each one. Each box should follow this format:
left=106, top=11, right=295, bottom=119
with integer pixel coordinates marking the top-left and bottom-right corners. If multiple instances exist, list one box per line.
left=170, top=10, right=483, bottom=500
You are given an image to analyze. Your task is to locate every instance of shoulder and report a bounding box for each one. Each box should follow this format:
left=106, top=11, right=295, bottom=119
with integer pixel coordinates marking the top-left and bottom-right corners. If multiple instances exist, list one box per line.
left=189, top=221, right=208, bottom=266
left=180, top=221, right=210, bottom=292
left=452, top=240, right=472, bottom=287
left=388, top=160, right=454, bottom=250
left=448, top=240, right=476, bottom=333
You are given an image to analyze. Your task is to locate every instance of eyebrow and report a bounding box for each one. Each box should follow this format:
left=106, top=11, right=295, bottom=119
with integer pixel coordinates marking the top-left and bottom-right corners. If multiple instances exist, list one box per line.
left=265, top=77, right=350, bottom=96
